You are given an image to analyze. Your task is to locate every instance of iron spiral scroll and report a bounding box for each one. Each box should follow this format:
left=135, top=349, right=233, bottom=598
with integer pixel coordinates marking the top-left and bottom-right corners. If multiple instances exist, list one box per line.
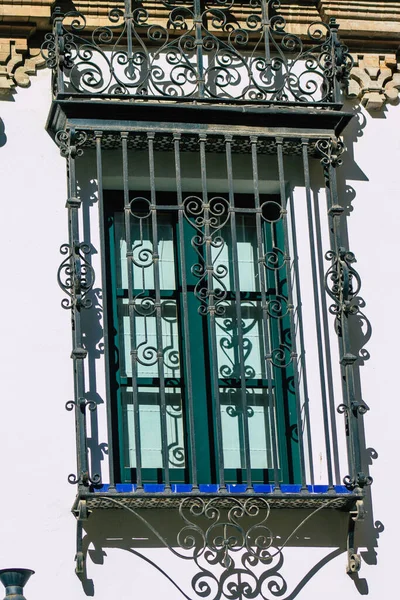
left=41, top=0, right=352, bottom=104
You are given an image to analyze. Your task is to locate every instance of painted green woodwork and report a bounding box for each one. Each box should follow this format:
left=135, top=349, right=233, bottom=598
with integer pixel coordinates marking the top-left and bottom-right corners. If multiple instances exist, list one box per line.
left=104, top=192, right=300, bottom=485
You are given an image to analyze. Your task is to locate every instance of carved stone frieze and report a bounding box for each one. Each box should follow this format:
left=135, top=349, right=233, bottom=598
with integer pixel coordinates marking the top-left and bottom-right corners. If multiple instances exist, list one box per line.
left=347, top=54, right=400, bottom=111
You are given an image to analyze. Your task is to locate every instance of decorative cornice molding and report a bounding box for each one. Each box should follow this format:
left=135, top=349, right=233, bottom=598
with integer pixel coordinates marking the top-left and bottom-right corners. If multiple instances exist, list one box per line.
left=0, top=38, right=45, bottom=94
left=347, top=54, right=400, bottom=111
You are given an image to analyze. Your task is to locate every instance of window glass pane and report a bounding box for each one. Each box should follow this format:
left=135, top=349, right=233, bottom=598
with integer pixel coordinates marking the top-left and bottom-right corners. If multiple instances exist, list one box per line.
left=114, top=212, right=127, bottom=289
left=117, top=299, right=180, bottom=378
left=211, top=214, right=258, bottom=292
left=122, top=386, right=185, bottom=470
left=220, top=387, right=278, bottom=469
left=215, top=301, right=265, bottom=380
left=114, top=212, right=176, bottom=291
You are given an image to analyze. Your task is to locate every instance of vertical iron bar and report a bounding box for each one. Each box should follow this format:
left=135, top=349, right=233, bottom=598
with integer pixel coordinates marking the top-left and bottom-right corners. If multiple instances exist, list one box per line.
left=330, top=20, right=341, bottom=105
left=199, top=133, right=225, bottom=488
left=124, top=0, right=134, bottom=71
left=95, top=130, right=115, bottom=489
left=194, top=0, right=205, bottom=98
left=121, top=132, right=143, bottom=489
left=148, top=132, right=171, bottom=490
left=174, top=133, right=198, bottom=489
left=68, top=129, right=89, bottom=490
left=301, top=138, right=334, bottom=489
left=276, top=138, right=306, bottom=488
left=225, top=135, right=252, bottom=490
left=251, top=136, right=280, bottom=488
left=54, top=14, right=65, bottom=95
left=325, top=154, right=361, bottom=487
left=261, top=0, right=272, bottom=66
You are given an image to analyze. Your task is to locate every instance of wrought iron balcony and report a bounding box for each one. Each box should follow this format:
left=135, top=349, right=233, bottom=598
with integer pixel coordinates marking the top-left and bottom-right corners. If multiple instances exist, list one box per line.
left=44, top=0, right=371, bottom=583
left=42, top=0, right=352, bottom=107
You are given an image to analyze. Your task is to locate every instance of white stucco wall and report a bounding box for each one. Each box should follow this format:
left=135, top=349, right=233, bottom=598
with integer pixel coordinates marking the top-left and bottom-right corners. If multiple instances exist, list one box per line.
left=0, top=68, right=399, bottom=600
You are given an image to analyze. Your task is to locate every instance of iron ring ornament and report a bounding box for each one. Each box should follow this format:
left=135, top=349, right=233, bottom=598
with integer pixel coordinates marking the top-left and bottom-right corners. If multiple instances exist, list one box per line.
left=41, top=1, right=353, bottom=104
left=337, top=402, right=369, bottom=417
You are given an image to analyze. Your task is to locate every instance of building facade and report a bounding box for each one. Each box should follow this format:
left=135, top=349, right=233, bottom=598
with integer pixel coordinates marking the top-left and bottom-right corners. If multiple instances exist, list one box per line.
left=0, top=1, right=398, bottom=599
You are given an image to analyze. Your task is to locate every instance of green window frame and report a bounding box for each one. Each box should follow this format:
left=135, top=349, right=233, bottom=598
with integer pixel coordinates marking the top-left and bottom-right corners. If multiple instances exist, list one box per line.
left=104, top=191, right=301, bottom=487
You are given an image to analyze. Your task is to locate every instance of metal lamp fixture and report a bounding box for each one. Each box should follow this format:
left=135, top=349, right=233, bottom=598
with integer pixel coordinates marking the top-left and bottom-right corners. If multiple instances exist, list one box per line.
left=0, top=569, right=34, bottom=600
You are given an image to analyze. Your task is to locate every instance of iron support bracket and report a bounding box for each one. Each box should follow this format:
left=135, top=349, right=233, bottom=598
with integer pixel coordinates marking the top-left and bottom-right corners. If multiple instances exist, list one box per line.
left=346, top=499, right=365, bottom=575
left=74, top=499, right=90, bottom=576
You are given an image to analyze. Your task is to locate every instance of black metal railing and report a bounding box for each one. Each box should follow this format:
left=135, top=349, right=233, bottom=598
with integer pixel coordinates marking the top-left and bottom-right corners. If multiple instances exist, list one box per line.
left=42, top=0, right=352, bottom=105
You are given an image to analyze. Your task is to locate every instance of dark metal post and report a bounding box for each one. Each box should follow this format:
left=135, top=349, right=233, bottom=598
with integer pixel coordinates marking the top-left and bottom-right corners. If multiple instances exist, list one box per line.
left=194, top=0, right=205, bottom=98
left=321, top=139, right=371, bottom=493
left=56, top=129, right=100, bottom=493
left=53, top=9, right=65, bottom=96
left=0, top=570, right=34, bottom=600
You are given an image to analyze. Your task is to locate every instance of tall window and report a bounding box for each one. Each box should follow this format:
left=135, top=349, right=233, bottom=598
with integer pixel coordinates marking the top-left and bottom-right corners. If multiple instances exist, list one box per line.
left=105, top=188, right=300, bottom=487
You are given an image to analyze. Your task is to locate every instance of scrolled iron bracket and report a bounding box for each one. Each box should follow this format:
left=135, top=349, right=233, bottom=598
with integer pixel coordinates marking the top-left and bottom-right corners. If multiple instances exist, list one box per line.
left=65, top=399, right=97, bottom=412
left=41, top=6, right=86, bottom=70
left=324, top=247, right=361, bottom=335
left=71, top=496, right=340, bottom=597
left=337, top=400, right=369, bottom=417
left=68, top=471, right=102, bottom=487
left=316, top=137, right=345, bottom=168
left=343, top=473, right=373, bottom=491
left=74, top=500, right=90, bottom=577
left=55, top=129, right=87, bottom=159
left=346, top=499, right=365, bottom=575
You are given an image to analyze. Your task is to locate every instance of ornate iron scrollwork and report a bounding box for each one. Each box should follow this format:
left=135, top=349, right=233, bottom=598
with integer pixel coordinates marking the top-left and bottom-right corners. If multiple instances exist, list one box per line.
left=343, top=473, right=373, bottom=491
left=42, top=1, right=352, bottom=104
left=65, top=399, right=97, bottom=412
left=57, top=242, right=95, bottom=309
left=183, top=194, right=230, bottom=316
left=68, top=471, right=102, bottom=486
left=55, top=129, right=87, bottom=159
left=316, top=138, right=345, bottom=168
left=73, top=495, right=336, bottom=599
left=324, top=247, right=361, bottom=336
